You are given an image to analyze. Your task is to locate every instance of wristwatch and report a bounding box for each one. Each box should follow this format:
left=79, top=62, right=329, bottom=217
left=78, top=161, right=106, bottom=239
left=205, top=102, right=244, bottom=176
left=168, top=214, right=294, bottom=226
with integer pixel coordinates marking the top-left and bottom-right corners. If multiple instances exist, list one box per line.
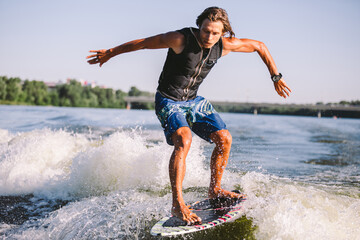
left=271, top=73, right=282, bottom=83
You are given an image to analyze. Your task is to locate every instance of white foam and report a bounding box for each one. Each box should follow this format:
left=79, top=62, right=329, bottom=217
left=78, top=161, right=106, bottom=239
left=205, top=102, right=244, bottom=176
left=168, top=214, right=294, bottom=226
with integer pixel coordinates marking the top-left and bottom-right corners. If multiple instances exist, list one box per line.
left=10, top=190, right=171, bottom=240
left=241, top=172, right=360, bottom=240
left=0, top=128, right=213, bottom=199
left=0, top=129, right=13, bottom=144
left=0, top=129, right=89, bottom=196
left=64, top=130, right=212, bottom=198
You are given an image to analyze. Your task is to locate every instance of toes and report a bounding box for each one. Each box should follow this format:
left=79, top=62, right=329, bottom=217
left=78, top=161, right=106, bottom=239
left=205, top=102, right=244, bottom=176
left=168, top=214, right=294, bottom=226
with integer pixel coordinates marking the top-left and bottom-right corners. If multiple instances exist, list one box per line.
left=184, top=217, right=193, bottom=226
left=190, top=214, right=202, bottom=224
left=184, top=213, right=202, bottom=225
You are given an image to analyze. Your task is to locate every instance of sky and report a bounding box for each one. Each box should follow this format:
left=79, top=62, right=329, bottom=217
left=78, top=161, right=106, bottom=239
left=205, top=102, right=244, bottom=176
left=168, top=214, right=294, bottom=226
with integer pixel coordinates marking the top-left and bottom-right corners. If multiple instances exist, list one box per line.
left=0, top=0, right=359, bottom=104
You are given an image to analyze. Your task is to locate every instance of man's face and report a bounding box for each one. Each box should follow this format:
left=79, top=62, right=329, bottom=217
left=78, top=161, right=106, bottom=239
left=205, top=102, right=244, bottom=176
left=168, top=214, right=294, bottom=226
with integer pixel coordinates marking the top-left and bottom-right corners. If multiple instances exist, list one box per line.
left=199, top=19, right=224, bottom=49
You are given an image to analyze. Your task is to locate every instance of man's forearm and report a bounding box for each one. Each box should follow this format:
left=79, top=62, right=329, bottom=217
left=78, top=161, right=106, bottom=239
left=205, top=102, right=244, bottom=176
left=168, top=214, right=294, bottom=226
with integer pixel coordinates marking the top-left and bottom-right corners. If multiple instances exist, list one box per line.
left=108, top=38, right=147, bottom=57
left=108, top=34, right=168, bottom=57
left=256, top=42, right=279, bottom=76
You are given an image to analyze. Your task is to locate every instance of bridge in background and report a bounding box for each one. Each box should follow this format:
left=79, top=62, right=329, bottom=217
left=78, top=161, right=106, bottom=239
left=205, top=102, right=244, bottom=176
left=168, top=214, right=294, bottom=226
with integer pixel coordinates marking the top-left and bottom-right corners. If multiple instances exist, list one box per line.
left=124, top=96, right=155, bottom=110
left=124, top=96, right=360, bottom=118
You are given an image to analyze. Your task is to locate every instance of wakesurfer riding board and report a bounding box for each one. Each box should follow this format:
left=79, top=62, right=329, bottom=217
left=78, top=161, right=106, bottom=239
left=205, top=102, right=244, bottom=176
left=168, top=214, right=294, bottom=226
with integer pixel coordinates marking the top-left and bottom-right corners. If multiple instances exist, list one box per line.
left=150, top=192, right=246, bottom=237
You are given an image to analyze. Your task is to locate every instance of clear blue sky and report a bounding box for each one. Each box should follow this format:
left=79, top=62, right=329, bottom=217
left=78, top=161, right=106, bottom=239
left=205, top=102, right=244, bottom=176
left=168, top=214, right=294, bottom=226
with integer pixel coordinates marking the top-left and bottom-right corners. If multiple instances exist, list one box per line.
left=0, top=0, right=359, bottom=104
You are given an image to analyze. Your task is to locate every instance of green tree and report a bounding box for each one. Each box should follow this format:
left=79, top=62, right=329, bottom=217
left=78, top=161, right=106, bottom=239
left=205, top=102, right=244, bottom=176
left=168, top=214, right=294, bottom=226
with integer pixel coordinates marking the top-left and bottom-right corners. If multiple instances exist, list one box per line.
left=350, top=100, right=360, bottom=106
left=5, top=77, right=22, bottom=101
left=22, top=80, right=50, bottom=105
left=105, top=88, right=116, bottom=108
left=339, top=100, right=350, bottom=105
left=82, top=86, right=98, bottom=108
left=57, top=80, right=83, bottom=107
left=115, top=89, right=126, bottom=108
left=91, top=87, right=108, bottom=108
left=49, top=90, right=59, bottom=106
left=0, top=76, right=6, bottom=100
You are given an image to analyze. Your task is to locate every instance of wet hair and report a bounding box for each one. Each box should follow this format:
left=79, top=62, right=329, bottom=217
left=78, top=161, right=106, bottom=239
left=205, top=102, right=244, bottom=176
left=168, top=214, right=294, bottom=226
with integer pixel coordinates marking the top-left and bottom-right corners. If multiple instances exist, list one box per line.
left=196, top=7, right=235, bottom=38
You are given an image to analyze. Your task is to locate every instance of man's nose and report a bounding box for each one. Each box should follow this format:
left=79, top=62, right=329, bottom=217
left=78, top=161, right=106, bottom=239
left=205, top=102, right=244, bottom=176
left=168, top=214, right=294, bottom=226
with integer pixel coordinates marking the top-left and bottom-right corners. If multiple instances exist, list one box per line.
left=206, top=33, right=212, bottom=41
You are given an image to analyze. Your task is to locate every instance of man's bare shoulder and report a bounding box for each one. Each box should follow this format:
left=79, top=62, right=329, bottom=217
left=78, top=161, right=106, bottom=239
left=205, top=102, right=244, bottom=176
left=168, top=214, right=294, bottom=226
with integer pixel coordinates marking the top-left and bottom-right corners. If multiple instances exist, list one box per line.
left=161, top=31, right=185, bottom=54
left=222, top=37, right=260, bottom=55
left=222, top=37, right=242, bottom=56
left=222, top=37, right=243, bottom=49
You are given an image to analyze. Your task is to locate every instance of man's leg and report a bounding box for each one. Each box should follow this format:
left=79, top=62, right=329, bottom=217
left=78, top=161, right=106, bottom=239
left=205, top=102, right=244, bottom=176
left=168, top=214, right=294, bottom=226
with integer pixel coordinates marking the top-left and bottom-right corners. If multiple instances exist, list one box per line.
left=208, top=129, right=243, bottom=199
left=170, top=126, right=202, bottom=225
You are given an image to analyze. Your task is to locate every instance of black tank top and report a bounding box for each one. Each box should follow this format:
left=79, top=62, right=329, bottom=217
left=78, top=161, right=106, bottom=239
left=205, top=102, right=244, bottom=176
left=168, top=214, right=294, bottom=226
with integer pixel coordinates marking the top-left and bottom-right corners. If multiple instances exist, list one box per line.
left=157, top=27, right=223, bottom=101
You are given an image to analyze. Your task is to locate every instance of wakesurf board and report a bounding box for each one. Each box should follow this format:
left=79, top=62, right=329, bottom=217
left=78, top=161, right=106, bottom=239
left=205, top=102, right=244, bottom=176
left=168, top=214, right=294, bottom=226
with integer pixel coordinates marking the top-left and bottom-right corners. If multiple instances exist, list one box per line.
left=150, top=191, right=246, bottom=237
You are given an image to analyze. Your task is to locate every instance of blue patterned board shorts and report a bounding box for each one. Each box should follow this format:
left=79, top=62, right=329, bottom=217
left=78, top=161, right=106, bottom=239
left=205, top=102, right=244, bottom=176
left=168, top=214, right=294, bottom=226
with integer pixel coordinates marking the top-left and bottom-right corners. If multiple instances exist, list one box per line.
left=155, top=92, right=227, bottom=145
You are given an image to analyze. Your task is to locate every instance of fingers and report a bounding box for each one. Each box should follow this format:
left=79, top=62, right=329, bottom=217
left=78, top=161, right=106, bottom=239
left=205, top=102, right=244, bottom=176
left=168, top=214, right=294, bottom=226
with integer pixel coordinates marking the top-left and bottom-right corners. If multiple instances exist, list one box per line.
left=87, top=50, right=102, bottom=59
left=86, top=49, right=107, bottom=59
left=87, top=59, right=97, bottom=64
left=87, top=58, right=100, bottom=65
left=279, top=85, right=289, bottom=98
left=283, top=88, right=290, bottom=97
left=87, top=50, right=107, bottom=67
left=280, top=81, right=292, bottom=93
left=274, top=84, right=284, bottom=98
left=86, top=51, right=100, bottom=65
left=86, top=53, right=98, bottom=59
left=274, top=79, right=291, bottom=98
left=281, top=83, right=291, bottom=98
left=89, top=49, right=106, bottom=54
left=87, top=58, right=104, bottom=67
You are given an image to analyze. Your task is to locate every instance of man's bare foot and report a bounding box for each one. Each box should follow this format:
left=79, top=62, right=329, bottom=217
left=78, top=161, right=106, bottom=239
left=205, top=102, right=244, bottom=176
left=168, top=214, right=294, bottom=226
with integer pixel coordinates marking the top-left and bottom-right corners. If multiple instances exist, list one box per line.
left=171, top=202, right=202, bottom=225
left=208, top=188, right=246, bottom=199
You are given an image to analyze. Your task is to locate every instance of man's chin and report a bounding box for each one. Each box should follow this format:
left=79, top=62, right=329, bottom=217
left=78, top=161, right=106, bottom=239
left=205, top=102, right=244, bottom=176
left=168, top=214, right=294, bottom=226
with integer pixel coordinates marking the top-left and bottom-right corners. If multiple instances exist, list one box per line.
left=202, top=43, right=213, bottom=49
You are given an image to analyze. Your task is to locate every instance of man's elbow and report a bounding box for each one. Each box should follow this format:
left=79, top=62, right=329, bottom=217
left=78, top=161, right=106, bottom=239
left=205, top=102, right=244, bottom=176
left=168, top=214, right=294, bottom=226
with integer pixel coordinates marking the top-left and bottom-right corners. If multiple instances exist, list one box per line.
left=255, top=41, right=267, bottom=53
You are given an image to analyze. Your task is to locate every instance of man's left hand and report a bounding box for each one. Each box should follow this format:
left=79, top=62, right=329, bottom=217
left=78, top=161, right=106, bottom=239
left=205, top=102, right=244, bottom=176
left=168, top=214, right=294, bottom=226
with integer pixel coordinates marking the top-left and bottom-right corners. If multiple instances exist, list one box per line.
left=274, top=79, right=292, bottom=98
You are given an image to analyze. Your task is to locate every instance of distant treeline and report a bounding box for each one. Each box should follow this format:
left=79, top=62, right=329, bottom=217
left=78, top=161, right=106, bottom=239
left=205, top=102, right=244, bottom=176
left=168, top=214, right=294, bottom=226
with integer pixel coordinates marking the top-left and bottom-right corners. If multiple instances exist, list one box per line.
left=0, top=76, right=154, bottom=109
left=315, top=100, right=360, bottom=107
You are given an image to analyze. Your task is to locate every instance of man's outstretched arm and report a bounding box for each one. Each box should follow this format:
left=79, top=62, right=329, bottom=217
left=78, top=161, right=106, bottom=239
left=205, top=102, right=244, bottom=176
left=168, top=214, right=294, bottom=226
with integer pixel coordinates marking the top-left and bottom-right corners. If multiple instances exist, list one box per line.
left=86, top=31, right=185, bottom=67
left=222, top=37, right=291, bottom=98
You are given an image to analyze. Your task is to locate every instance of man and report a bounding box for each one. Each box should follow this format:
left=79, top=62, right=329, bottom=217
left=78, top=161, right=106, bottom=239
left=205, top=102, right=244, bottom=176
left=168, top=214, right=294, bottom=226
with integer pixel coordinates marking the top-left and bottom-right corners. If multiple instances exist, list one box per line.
left=87, top=7, right=291, bottom=225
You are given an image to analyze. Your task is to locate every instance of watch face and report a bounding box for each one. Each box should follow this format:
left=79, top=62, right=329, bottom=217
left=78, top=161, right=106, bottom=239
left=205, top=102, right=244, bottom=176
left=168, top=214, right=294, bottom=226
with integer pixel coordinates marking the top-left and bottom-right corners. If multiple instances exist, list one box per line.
left=272, top=73, right=282, bottom=82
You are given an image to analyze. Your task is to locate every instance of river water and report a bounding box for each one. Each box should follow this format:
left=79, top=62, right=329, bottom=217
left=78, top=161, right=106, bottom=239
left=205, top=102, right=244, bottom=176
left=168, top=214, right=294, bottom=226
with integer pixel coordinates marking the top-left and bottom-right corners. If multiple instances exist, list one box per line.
left=0, top=105, right=359, bottom=240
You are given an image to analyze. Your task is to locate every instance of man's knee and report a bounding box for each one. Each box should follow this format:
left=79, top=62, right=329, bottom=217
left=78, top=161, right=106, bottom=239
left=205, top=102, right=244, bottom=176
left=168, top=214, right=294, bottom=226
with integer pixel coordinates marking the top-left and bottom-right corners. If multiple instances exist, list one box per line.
left=172, top=127, right=192, bottom=149
left=211, top=129, right=232, bottom=147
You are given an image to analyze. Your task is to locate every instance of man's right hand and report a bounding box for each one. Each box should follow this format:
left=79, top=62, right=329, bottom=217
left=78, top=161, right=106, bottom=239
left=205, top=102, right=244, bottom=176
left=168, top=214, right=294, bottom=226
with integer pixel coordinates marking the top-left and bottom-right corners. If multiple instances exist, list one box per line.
left=86, top=49, right=112, bottom=67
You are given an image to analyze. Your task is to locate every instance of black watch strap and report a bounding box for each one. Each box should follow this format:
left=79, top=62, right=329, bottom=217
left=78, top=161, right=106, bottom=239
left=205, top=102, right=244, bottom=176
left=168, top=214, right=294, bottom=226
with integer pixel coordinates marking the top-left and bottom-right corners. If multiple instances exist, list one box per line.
left=271, top=73, right=282, bottom=83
